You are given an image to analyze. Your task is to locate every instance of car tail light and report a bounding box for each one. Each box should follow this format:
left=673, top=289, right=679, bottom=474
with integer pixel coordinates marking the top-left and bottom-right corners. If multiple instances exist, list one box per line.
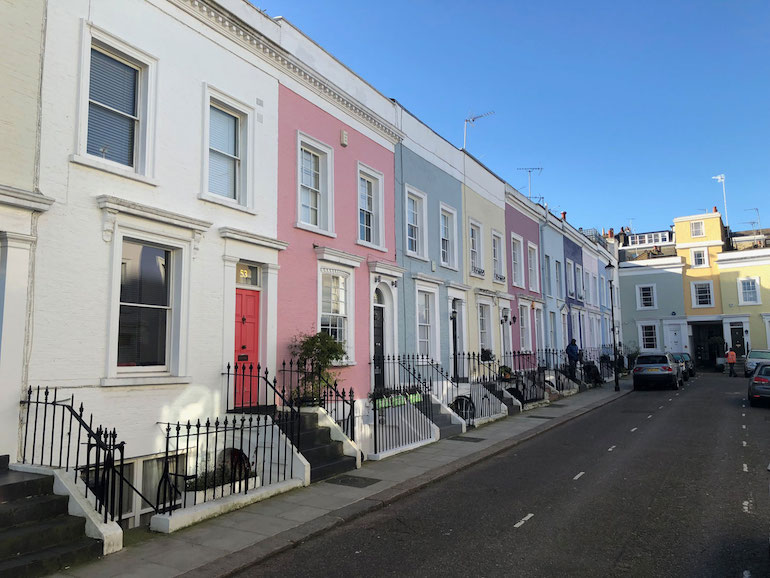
left=753, top=376, right=770, bottom=384
left=662, top=366, right=673, bottom=372
left=633, top=367, right=643, bottom=373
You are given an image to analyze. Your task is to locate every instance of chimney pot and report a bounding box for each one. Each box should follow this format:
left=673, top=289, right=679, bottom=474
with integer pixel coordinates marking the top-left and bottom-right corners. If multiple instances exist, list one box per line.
left=713, top=206, right=718, bottom=213
left=561, top=211, right=567, bottom=220
left=609, top=227, right=615, bottom=237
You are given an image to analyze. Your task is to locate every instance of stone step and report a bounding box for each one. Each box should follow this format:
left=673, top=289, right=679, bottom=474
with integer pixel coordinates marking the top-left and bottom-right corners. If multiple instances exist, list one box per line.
left=0, top=471, right=53, bottom=504
left=0, top=515, right=86, bottom=562
left=300, top=440, right=346, bottom=465
left=310, top=455, right=357, bottom=483
left=0, top=494, right=69, bottom=530
left=0, top=536, right=102, bottom=578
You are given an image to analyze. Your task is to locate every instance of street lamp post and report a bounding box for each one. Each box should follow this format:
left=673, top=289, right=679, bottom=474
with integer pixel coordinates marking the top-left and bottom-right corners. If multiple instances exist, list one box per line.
left=605, top=263, right=620, bottom=392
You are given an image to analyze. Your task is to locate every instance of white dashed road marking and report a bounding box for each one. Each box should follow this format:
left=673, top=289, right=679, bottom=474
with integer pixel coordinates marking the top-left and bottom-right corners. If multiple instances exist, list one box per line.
left=573, top=471, right=585, bottom=480
left=647, top=414, right=652, bottom=419
left=514, top=513, right=534, bottom=528
left=668, top=398, right=673, bottom=402
left=743, top=425, right=747, bottom=430
left=658, top=406, right=663, bottom=409
left=743, top=464, right=749, bottom=472
left=631, top=427, right=638, bottom=432
left=742, top=413, right=746, bottom=417
left=608, top=446, right=616, bottom=452
left=743, top=441, right=747, bottom=447
left=743, top=498, right=754, bottom=514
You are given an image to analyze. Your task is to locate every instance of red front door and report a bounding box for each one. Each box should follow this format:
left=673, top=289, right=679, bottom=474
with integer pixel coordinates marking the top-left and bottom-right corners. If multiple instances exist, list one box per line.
left=234, top=289, right=260, bottom=407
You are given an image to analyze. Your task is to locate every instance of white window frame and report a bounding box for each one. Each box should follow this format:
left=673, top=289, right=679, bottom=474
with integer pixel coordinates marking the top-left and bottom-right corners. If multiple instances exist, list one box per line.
left=638, top=323, right=659, bottom=351
left=415, top=282, right=440, bottom=358
left=690, top=220, right=705, bottom=238
left=199, top=85, right=255, bottom=213
left=356, top=163, right=386, bottom=251
left=297, top=132, right=335, bottom=236
left=555, top=260, right=563, bottom=299
left=527, top=243, right=539, bottom=292
left=561, top=312, right=568, bottom=347
left=738, top=277, right=761, bottom=306
left=469, top=219, right=484, bottom=277
left=492, top=230, right=505, bottom=283
left=478, top=302, right=492, bottom=351
left=690, top=248, right=709, bottom=268
left=593, top=275, right=599, bottom=307
left=519, top=302, right=532, bottom=351
left=690, top=280, right=714, bottom=308
left=635, top=284, right=657, bottom=310
left=566, top=260, right=575, bottom=298
left=318, top=266, right=355, bottom=363
left=405, top=185, right=429, bottom=260
left=74, top=24, right=158, bottom=182
left=439, top=203, right=458, bottom=270
left=575, top=264, right=584, bottom=300
left=106, top=227, right=189, bottom=384
left=544, top=255, right=552, bottom=297
left=511, top=233, right=525, bottom=288
left=599, top=275, right=606, bottom=307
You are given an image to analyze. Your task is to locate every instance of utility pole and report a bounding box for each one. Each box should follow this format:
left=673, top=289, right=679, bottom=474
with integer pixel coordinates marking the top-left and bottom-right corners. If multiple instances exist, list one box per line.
left=517, top=167, right=543, bottom=203
left=711, top=174, right=728, bottom=226
left=463, top=111, right=494, bottom=150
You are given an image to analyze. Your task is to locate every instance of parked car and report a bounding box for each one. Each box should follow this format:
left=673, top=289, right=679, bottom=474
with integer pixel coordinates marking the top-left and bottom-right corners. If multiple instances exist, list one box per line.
left=633, top=353, right=683, bottom=390
left=744, top=349, right=770, bottom=377
left=671, top=353, right=689, bottom=382
left=747, top=362, right=770, bottom=407
left=678, top=352, right=696, bottom=377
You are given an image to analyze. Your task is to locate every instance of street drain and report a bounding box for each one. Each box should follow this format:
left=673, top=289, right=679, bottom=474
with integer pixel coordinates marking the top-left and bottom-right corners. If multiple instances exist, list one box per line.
left=527, top=415, right=555, bottom=420
left=324, top=475, right=381, bottom=488
left=448, top=436, right=485, bottom=442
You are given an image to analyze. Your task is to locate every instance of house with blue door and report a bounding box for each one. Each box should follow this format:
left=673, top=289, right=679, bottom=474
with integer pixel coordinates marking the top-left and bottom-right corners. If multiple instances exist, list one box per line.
left=539, top=209, right=569, bottom=351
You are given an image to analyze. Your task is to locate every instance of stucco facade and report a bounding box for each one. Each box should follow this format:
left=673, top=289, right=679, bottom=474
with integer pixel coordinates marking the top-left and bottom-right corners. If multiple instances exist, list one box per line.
left=717, top=248, right=770, bottom=351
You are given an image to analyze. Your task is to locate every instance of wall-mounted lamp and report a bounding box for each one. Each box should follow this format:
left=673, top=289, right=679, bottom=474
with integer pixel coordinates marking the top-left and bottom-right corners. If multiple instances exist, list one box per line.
left=511, top=315, right=517, bottom=325
left=450, top=309, right=457, bottom=321
left=500, top=314, right=508, bottom=326
left=374, top=275, right=382, bottom=284
left=391, top=279, right=398, bottom=288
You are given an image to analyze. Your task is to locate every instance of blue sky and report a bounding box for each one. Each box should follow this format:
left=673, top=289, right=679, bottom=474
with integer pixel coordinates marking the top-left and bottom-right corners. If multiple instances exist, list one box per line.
left=256, top=0, right=769, bottom=234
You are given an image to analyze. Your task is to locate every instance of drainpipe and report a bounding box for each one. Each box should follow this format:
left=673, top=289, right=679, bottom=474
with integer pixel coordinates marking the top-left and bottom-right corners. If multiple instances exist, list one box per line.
left=539, top=202, right=549, bottom=350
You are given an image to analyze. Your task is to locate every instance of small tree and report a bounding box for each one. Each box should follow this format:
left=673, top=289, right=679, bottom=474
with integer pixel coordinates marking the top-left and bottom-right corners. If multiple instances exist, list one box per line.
left=289, top=331, right=346, bottom=401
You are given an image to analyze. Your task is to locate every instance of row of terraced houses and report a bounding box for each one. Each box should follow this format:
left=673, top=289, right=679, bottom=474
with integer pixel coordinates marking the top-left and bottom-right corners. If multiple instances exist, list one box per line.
left=0, top=0, right=622, bottom=546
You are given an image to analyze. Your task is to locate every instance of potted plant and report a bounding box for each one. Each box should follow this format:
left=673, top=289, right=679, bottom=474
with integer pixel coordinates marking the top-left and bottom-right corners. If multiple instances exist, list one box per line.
left=498, top=365, right=513, bottom=381
left=289, top=331, right=347, bottom=402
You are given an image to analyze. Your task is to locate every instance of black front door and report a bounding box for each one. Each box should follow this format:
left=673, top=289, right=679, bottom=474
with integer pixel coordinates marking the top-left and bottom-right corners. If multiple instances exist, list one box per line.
left=731, top=327, right=745, bottom=357
left=373, top=306, right=384, bottom=391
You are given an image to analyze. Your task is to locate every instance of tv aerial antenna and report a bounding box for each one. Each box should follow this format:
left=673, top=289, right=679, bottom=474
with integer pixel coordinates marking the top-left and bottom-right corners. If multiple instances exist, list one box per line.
left=517, top=167, right=543, bottom=203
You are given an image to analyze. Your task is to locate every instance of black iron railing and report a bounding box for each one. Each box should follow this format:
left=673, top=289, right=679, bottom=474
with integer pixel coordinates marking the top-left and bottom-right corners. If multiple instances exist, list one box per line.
left=371, top=384, right=434, bottom=455
left=20, top=386, right=156, bottom=525
left=497, top=351, right=548, bottom=404
left=225, top=361, right=355, bottom=445
left=156, top=408, right=299, bottom=516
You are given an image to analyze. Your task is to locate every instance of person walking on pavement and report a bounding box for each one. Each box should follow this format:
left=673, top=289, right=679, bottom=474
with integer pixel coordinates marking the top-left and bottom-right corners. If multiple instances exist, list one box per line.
left=567, top=338, right=579, bottom=381
left=727, top=348, right=737, bottom=377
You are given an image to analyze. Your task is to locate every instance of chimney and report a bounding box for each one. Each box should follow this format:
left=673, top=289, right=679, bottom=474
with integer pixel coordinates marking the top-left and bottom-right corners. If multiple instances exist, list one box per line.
left=609, top=227, right=615, bottom=237
left=561, top=211, right=567, bottom=220
left=713, top=206, right=718, bottom=213
left=601, top=227, right=606, bottom=236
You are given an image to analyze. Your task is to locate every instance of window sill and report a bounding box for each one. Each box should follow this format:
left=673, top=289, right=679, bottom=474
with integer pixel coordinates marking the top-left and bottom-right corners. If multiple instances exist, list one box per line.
left=691, top=304, right=714, bottom=309
left=637, top=307, right=658, bottom=311
left=356, top=240, right=388, bottom=253
left=738, top=302, right=761, bottom=307
left=295, top=222, right=336, bottom=238
left=406, top=252, right=429, bottom=263
left=70, top=154, right=158, bottom=187
left=198, top=192, right=257, bottom=215
left=493, top=278, right=506, bottom=286
left=330, top=359, right=357, bottom=368
left=469, top=272, right=485, bottom=279
left=440, top=263, right=459, bottom=272
left=100, top=375, right=192, bottom=387
left=512, top=282, right=526, bottom=290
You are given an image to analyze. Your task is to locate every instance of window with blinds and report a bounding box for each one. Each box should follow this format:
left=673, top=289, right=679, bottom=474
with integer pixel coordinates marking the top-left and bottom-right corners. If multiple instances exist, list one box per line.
left=87, top=48, right=139, bottom=167
left=209, top=104, right=240, bottom=200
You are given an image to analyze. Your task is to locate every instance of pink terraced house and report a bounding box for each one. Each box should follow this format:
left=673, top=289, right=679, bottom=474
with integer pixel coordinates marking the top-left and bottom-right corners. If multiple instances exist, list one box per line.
left=505, top=188, right=544, bottom=352
left=276, top=82, right=400, bottom=401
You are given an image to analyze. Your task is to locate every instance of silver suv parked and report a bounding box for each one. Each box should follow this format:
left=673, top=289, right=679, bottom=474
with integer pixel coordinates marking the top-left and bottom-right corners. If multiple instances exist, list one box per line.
left=744, top=350, right=770, bottom=377
left=633, top=353, right=683, bottom=391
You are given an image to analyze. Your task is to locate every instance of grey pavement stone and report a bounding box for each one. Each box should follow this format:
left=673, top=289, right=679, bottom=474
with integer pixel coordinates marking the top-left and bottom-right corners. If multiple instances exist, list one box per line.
left=174, top=523, right=270, bottom=553
left=275, top=503, right=332, bottom=522
left=180, top=535, right=294, bottom=578
left=208, top=510, right=300, bottom=535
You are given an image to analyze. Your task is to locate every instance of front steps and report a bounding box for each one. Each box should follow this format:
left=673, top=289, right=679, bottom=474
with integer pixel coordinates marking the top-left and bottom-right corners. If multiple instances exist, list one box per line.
left=0, top=457, right=102, bottom=577
left=481, top=382, right=518, bottom=415
left=295, top=413, right=357, bottom=483
left=418, top=400, right=463, bottom=438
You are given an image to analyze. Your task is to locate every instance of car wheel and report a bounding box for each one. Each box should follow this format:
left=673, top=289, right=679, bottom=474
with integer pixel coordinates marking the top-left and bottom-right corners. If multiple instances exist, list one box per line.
left=690, top=370, right=696, bottom=377
left=683, top=373, right=689, bottom=382
left=749, top=397, right=757, bottom=407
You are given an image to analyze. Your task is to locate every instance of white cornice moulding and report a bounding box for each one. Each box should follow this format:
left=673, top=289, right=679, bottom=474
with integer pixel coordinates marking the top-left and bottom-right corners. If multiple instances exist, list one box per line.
left=314, top=246, right=364, bottom=268
left=368, top=261, right=405, bottom=277
left=0, top=185, right=55, bottom=212
left=96, top=195, right=213, bottom=232
left=412, top=271, right=444, bottom=285
left=169, top=0, right=402, bottom=144
left=673, top=213, right=721, bottom=223
left=446, top=281, right=472, bottom=292
left=716, top=248, right=770, bottom=262
left=219, top=227, right=288, bottom=251
left=675, top=240, right=724, bottom=249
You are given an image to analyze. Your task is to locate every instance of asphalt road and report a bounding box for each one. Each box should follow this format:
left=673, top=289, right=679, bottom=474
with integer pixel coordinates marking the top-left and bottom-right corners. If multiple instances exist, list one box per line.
left=242, top=372, right=770, bottom=577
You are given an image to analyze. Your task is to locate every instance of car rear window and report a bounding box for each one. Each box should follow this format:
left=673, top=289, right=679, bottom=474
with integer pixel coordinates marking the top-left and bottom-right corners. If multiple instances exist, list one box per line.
left=672, top=354, right=683, bottom=361
left=759, top=365, right=770, bottom=377
left=637, top=355, right=668, bottom=365
left=748, top=351, right=770, bottom=360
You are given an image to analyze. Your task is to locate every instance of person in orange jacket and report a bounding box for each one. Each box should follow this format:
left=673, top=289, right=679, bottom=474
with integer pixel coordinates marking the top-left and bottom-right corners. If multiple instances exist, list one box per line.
left=726, top=348, right=737, bottom=377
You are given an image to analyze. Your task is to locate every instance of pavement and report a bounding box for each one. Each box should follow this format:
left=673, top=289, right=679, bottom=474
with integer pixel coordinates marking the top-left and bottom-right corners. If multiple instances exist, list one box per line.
left=54, top=379, right=633, bottom=578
